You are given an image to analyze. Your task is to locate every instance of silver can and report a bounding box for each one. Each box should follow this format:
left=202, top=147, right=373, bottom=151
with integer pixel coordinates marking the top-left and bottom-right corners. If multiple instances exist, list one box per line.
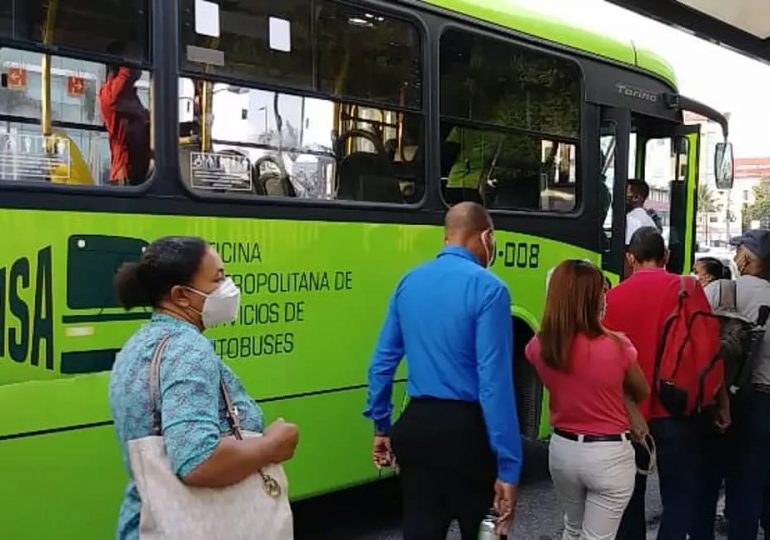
left=478, top=510, right=500, bottom=540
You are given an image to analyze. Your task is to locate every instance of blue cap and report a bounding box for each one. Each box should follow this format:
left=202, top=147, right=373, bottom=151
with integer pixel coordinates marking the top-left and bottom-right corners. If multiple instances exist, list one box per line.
left=730, top=229, right=770, bottom=260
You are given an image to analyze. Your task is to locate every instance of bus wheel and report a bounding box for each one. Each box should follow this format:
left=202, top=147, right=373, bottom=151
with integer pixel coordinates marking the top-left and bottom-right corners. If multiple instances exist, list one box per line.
left=513, top=318, right=543, bottom=441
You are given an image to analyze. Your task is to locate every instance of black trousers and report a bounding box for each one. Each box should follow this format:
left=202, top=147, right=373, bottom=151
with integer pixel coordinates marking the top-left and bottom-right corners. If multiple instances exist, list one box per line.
left=616, top=416, right=701, bottom=540
left=691, top=392, right=770, bottom=540
left=390, top=398, right=497, bottom=540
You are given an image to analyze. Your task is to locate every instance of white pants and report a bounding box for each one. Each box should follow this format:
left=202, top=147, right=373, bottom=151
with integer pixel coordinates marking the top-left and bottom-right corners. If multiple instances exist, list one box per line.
left=549, top=433, right=636, bottom=540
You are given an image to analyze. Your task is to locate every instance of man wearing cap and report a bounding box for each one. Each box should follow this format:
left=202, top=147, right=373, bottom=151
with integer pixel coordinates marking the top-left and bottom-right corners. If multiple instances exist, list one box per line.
left=694, top=229, right=770, bottom=539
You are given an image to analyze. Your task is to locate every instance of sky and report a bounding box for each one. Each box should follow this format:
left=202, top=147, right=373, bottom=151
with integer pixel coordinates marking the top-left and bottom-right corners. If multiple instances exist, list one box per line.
left=525, top=0, right=770, bottom=159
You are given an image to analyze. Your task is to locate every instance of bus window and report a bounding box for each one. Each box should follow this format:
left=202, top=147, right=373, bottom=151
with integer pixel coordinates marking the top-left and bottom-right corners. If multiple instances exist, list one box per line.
left=317, top=2, right=421, bottom=109
left=439, top=29, right=581, bottom=211
left=642, top=135, right=688, bottom=246
left=179, top=0, right=313, bottom=91
left=179, top=0, right=424, bottom=204
left=0, top=48, right=152, bottom=186
left=0, top=1, right=152, bottom=187
left=0, top=0, right=150, bottom=62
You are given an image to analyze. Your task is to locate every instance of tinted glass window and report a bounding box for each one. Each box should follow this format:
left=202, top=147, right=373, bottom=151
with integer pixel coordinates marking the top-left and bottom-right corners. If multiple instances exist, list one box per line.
left=0, top=0, right=150, bottom=62
left=177, top=1, right=424, bottom=205
left=179, top=78, right=423, bottom=204
left=317, top=3, right=421, bottom=108
left=439, top=29, right=580, bottom=211
left=179, top=0, right=313, bottom=90
left=441, top=30, right=580, bottom=138
left=441, top=124, right=576, bottom=211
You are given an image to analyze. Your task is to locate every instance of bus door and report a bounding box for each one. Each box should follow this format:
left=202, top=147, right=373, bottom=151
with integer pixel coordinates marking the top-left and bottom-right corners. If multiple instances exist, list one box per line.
left=599, top=107, right=631, bottom=280
left=632, top=118, right=699, bottom=275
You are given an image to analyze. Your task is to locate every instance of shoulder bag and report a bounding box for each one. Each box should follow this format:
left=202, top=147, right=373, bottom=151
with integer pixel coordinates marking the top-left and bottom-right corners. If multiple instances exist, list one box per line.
left=128, top=336, right=293, bottom=540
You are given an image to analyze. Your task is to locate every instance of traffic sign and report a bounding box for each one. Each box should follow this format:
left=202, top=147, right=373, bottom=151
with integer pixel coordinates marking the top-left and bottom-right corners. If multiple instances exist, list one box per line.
left=7, top=67, right=27, bottom=91
left=67, top=76, right=85, bottom=97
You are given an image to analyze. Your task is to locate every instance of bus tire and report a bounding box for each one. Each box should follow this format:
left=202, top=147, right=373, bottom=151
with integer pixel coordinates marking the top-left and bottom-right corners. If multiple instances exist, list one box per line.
left=513, top=317, right=543, bottom=441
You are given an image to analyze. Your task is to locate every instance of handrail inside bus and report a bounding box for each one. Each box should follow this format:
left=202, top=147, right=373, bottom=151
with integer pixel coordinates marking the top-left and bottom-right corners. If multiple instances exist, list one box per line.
left=41, top=0, right=60, bottom=137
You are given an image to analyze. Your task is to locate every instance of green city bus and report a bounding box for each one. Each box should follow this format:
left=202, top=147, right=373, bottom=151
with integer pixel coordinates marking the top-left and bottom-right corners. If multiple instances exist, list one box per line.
left=0, top=0, right=733, bottom=537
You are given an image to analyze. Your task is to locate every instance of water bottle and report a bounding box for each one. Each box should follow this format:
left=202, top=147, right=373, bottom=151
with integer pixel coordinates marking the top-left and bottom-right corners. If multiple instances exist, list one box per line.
left=478, top=509, right=500, bottom=540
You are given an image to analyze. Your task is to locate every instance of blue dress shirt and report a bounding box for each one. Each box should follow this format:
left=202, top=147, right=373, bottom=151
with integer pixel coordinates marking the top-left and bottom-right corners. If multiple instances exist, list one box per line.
left=364, top=245, right=523, bottom=483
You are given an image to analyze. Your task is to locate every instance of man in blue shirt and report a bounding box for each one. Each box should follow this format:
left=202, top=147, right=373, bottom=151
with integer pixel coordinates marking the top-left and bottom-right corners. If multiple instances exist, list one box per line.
left=364, top=202, right=522, bottom=539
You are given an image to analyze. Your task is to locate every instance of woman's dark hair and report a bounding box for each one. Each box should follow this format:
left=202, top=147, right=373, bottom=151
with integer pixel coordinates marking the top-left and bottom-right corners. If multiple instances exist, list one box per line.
left=697, top=257, right=729, bottom=280
left=114, top=236, right=209, bottom=309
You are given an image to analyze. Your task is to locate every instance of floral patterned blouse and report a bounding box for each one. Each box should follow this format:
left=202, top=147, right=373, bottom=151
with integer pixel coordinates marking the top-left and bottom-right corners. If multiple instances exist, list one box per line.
left=109, top=314, right=264, bottom=540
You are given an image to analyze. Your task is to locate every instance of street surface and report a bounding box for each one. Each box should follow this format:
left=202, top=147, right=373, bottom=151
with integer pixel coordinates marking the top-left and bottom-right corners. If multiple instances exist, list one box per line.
left=292, top=441, right=708, bottom=539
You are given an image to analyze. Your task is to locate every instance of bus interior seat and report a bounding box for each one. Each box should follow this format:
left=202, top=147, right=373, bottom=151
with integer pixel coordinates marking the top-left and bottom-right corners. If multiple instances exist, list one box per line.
left=489, top=175, right=541, bottom=210
left=48, top=132, right=95, bottom=185
left=384, top=138, right=398, bottom=161
left=336, top=129, right=401, bottom=203
left=443, top=186, right=483, bottom=205
left=337, top=153, right=402, bottom=203
left=178, top=142, right=196, bottom=187
left=255, top=155, right=294, bottom=197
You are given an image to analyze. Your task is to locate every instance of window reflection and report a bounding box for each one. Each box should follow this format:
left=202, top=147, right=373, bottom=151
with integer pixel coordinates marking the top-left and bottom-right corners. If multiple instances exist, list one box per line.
left=0, top=0, right=150, bottom=62
left=179, top=79, right=423, bottom=204
left=0, top=47, right=151, bottom=186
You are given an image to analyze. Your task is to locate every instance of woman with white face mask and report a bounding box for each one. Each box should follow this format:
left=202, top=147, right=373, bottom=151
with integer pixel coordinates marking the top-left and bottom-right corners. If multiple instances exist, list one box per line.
left=109, top=236, right=299, bottom=540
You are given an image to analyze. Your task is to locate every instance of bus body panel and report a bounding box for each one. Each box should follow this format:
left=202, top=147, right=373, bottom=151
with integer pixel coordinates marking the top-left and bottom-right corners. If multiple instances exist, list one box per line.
left=0, top=207, right=595, bottom=538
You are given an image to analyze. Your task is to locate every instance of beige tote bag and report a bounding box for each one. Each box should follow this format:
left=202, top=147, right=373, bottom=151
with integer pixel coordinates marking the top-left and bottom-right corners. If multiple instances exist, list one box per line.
left=128, top=336, right=293, bottom=540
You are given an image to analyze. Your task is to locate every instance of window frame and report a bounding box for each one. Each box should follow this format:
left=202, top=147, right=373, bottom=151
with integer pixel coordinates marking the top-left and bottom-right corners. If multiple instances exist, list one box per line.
left=175, top=0, right=430, bottom=211
left=436, top=23, right=586, bottom=218
left=0, top=7, right=156, bottom=197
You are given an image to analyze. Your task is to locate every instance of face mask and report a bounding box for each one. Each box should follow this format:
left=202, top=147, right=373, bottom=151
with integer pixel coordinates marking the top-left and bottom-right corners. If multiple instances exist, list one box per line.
left=186, top=278, right=241, bottom=328
left=481, top=230, right=496, bottom=269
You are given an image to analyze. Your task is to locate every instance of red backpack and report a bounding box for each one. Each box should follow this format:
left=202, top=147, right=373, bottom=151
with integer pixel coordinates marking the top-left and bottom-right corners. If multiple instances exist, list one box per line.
left=654, top=276, right=723, bottom=416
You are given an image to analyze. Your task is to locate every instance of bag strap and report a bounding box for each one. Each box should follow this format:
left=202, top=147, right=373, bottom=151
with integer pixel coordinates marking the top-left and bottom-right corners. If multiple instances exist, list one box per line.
left=718, top=279, right=737, bottom=311
left=148, top=334, right=242, bottom=441
left=220, top=377, right=243, bottom=441
left=149, top=335, right=172, bottom=436
left=148, top=335, right=283, bottom=498
left=636, top=433, right=657, bottom=476
left=653, top=276, right=689, bottom=386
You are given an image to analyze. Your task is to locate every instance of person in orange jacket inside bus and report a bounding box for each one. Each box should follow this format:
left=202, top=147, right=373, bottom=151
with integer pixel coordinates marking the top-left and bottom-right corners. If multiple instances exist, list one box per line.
left=99, top=41, right=150, bottom=187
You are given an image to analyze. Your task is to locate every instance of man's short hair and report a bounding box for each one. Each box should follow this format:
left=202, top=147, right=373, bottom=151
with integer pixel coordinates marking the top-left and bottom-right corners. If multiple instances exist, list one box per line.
left=628, top=226, right=666, bottom=263
left=628, top=179, right=650, bottom=201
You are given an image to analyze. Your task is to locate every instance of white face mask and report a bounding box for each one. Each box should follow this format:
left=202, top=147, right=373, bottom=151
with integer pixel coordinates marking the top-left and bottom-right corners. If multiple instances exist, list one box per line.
left=187, top=278, right=240, bottom=328
left=481, top=230, right=496, bottom=269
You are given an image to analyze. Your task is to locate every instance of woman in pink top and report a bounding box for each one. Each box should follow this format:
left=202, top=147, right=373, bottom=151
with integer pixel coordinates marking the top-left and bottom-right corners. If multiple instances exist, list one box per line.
left=526, top=260, right=649, bottom=540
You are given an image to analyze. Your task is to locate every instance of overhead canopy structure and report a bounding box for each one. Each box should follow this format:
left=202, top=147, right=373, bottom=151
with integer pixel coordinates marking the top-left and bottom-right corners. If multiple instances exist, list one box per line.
left=606, top=0, right=770, bottom=63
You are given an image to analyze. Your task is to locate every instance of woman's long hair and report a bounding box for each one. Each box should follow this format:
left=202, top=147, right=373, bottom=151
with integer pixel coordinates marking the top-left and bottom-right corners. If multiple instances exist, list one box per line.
left=540, top=260, right=610, bottom=370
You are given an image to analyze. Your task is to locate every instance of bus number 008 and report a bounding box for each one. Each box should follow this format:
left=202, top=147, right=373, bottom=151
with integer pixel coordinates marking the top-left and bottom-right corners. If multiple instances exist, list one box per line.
left=501, top=242, right=540, bottom=268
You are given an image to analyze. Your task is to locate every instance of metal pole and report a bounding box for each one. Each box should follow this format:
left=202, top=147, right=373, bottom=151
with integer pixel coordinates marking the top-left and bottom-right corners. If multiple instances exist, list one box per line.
left=41, top=0, right=59, bottom=137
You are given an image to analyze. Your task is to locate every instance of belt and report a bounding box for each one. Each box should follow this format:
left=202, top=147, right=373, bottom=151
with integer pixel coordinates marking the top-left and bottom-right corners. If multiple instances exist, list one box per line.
left=554, top=428, right=630, bottom=443
left=752, top=383, right=770, bottom=394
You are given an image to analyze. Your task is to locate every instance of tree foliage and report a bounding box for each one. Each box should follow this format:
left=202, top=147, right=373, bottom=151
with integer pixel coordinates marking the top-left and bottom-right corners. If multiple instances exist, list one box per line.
left=698, top=183, right=721, bottom=213
left=744, top=179, right=770, bottom=228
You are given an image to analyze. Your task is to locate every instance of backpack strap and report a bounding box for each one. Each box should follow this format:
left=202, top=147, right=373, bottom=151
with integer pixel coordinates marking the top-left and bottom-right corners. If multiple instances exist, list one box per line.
left=717, top=279, right=737, bottom=311
left=653, top=276, right=690, bottom=387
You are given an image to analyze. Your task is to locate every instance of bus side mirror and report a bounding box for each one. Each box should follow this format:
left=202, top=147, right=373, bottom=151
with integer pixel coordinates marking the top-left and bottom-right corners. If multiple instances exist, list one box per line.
left=715, top=142, right=734, bottom=190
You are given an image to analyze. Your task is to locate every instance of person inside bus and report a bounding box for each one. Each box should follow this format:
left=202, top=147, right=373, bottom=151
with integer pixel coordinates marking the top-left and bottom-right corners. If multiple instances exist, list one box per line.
left=692, top=256, right=728, bottom=288
left=99, top=40, right=151, bottom=186
left=364, top=202, right=521, bottom=539
left=109, top=236, right=299, bottom=540
left=625, top=180, right=657, bottom=244
left=526, top=259, right=648, bottom=540
left=441, top=127, right=497, bottom=204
